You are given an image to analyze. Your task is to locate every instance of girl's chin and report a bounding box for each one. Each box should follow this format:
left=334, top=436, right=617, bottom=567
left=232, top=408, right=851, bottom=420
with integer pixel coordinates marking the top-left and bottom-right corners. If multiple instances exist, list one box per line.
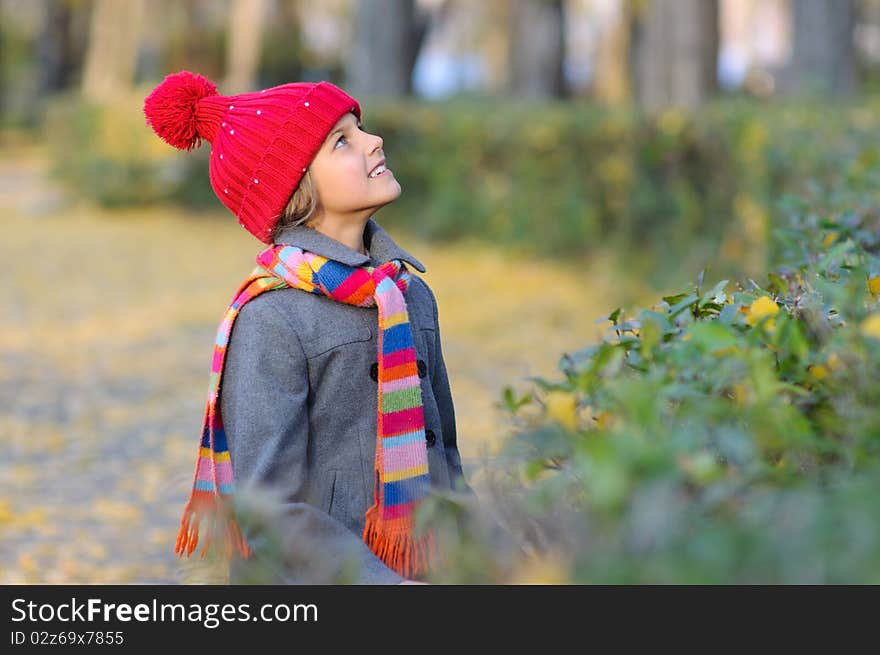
left=372, top=187, right=402, bottom=209
left=377, top=178, right=402, bottom=197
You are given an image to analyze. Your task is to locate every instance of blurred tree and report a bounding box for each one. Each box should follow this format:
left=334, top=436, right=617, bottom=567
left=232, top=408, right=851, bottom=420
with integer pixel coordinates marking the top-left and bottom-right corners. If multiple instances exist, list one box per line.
left=592, top=0, right=632, bottom=105
left=259, top=0, right=305, bottom=87
left=224, top=0, right=267, bottom=94
left=81, top=0, right=145, bottom=102
left=36, top=0, right=88, bottom=97
left=345, top=0, right=430, bottom=97
left=507, top=0, right=566, bottom=98
left=856, top=0, right=880, bottom=89
left=788, top=0, right=856, bottom=95
left=154, top=0, right=226, bottom=82
left=630, top=0, right=719, bottom=113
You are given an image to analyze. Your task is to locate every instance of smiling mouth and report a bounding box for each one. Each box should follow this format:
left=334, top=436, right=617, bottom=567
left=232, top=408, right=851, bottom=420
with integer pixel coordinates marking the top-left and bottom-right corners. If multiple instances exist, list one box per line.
left=368, top=163, right=390, bottom=178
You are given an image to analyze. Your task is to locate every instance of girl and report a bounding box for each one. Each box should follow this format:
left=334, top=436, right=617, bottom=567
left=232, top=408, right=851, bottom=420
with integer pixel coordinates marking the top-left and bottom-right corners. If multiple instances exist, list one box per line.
left=144, top=71, right=472, bottom=584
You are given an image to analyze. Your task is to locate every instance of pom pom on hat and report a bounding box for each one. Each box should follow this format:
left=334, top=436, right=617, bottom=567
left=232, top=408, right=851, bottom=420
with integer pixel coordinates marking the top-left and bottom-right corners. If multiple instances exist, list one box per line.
left=144, top=70, right=218, bottom=151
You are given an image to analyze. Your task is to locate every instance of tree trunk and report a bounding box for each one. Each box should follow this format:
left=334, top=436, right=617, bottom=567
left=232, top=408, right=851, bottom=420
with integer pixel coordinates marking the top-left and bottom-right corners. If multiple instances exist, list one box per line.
left=592, top=0, right=631, bottom=105
left=346, top=0, right=429, bottom=98
left=788, top=0, right=856, bottom=96
left=224, top=0, right=268, bottom=94
left=37, top=0, right=76, bottom=96
left=507, top=0, right=566, bottom=98
left=81, top=0, right=145, bottom=103
left=630, top=0, right=719, bottom=114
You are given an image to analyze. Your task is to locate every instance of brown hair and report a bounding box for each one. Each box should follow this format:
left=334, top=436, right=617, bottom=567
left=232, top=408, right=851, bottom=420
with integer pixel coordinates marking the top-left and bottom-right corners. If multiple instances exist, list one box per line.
left=270, top=168, right=319, bottom=243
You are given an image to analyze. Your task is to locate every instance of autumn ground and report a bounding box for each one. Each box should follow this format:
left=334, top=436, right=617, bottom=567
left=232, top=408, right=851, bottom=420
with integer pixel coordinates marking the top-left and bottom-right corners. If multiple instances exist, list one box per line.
left=0, top=136, right=655, bottom=583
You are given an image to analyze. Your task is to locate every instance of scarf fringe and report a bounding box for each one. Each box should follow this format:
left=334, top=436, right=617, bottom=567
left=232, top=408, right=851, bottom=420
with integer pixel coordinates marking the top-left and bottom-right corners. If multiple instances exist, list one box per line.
left=362, top=504, right=436, bottom=579
left=174, top=492, right=253, bottom=560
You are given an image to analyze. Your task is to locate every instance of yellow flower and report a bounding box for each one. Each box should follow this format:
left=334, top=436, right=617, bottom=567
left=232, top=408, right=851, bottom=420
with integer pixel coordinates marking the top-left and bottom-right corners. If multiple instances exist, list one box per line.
left=510, top=552, right=570, bottom=584
left=827, top=353, right=842, bottom=371
left=808, top=364, right=828, bottom=380
left=860, top=313, right=880, bottom=339
left=868, top=276, right=880, bottom=299
left=544, top=390, right=579, bottom=432
left=731, top=383, right=752, bottom=406
left=823, top=231, right=839, bottom=248
left=594, top=410, right=614, bottom=430
left=745, top=295, right=779, bottom=328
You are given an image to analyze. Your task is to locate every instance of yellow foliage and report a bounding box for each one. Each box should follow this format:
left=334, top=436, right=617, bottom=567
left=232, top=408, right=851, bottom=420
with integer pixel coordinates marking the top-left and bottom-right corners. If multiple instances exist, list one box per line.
left=734, top=193, right=768, bottom=243
left=510, top=551, right=570, bottom=584
left=823, top=231, right=839, bottom=248
left=597, top=154, right=631, bottom=187
left=731, top=383, right=753, bottom=406
left=745, top=296, right=779, bottom=328
left=0, top=499, right=12, bottom=524
left=860, top=313, right=880, bottom=339
left=544, top=390, right=579, bottom=432
left=594, top=410, right=614, bottom=430
left=740, top=120, right=769, bottom=159
left=658, top=109, right=686, bottom=137
left=868, top=276, right=880, bottom=299
left=809, top=364, right=828, bottom=380
left=93, top=499, right=142, bottom=523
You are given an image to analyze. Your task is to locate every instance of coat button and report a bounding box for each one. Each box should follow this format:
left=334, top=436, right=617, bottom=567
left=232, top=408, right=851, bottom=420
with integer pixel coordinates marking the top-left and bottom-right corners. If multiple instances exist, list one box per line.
left=425, top=429, right=436, bottom=447
left=370, top=362, right=378, bottom=382
left=417, top=359, right=427, bottom=378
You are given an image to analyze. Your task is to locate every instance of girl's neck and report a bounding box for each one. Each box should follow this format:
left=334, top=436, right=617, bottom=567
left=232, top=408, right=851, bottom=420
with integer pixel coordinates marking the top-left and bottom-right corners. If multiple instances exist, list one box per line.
left=308, top=214, right=370, bottom=255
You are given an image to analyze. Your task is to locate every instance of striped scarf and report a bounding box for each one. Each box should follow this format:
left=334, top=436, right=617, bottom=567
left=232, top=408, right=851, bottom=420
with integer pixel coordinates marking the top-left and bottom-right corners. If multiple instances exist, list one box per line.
left=174, top=243, right=436, bottom=579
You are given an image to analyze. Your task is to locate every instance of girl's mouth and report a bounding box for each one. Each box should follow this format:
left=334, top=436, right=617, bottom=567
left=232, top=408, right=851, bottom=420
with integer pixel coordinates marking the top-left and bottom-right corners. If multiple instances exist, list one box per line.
left=368, top=163, right=390, bottom=179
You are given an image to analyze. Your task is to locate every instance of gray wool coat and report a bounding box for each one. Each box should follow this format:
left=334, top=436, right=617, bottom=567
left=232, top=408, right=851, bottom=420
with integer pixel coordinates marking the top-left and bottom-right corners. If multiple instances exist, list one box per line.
left=221, top=217, right=472, bottom=584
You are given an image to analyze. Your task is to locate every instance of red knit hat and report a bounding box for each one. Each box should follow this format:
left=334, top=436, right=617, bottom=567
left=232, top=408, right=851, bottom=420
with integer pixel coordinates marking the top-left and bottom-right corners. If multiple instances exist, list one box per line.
left=143, top=70, right=362, bottom=243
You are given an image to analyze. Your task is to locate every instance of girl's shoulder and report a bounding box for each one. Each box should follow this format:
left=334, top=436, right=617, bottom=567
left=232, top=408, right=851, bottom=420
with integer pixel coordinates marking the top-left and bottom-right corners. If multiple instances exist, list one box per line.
left=406, top=273, right=438, bottom=320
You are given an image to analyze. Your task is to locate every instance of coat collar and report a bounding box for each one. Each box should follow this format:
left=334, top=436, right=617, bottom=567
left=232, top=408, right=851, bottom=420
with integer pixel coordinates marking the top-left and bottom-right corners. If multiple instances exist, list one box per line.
left=273, top=217, right=426, bottom=273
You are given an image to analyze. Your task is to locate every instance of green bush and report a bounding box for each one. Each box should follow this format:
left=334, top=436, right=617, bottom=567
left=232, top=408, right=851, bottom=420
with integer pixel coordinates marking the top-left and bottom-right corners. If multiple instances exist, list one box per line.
left=43, top=89, right=214, bottom=208
left=44, top=92, right=880, bottom=278
left=420, top=175, right=880, bottom=583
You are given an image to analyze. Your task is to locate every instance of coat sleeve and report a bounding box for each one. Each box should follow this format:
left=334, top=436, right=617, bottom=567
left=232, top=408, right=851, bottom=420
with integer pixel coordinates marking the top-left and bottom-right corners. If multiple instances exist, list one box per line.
left=220, top=294, right=405, bottom=585
left=425, top=283, right=475, bottom=498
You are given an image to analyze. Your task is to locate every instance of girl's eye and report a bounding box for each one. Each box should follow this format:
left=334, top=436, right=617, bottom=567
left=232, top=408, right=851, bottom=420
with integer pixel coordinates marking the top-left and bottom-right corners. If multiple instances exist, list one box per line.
left=334, top=124, right=363, bottom=149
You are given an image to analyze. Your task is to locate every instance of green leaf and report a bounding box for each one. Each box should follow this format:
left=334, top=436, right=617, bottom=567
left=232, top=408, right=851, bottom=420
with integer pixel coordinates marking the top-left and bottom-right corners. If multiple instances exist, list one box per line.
left=685, top=321, right=738, bottom=353
left=662, top=293, right=690, bottom=306
left=767, top=272, right=787, bottom=294
left=524, top=376, right=555, bottom=391
left=699, top=279, right=729, bottom=307
left=718, top=303, right=742, bottom=325
left=775, top=315, right=809, bottom=363
left=668, top=293, right=699, bottom=318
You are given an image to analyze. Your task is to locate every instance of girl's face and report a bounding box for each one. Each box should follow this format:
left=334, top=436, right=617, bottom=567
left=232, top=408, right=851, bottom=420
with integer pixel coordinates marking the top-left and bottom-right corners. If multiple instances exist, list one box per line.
left=308, top=111, right=401, bottom=224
